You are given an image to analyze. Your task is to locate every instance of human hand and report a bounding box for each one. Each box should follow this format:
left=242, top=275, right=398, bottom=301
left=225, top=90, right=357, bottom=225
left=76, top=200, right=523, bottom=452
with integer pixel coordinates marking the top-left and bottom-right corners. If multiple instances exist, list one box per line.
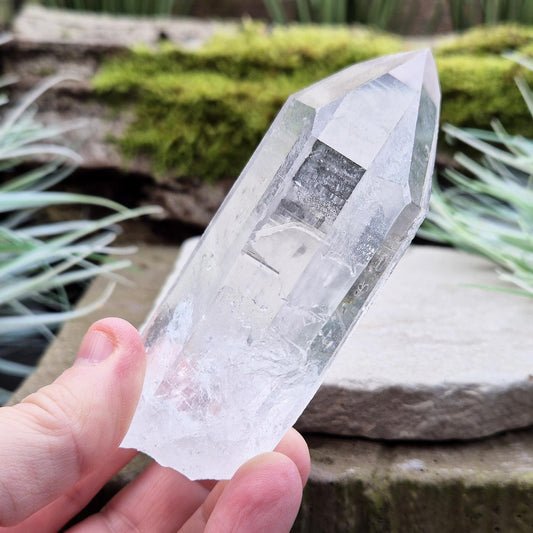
left=0, top=318, right=310, bottom=532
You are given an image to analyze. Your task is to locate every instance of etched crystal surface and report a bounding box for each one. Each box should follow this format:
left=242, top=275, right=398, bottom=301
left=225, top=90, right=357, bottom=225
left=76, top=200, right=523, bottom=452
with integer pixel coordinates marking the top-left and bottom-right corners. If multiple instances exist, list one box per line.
left=122, top=50, right=441, bottom=480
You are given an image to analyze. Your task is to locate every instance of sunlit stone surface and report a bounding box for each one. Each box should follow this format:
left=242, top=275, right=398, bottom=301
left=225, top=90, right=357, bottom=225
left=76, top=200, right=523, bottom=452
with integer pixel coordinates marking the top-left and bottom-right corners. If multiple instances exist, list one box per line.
left=122, top=50, right=441, bottom=480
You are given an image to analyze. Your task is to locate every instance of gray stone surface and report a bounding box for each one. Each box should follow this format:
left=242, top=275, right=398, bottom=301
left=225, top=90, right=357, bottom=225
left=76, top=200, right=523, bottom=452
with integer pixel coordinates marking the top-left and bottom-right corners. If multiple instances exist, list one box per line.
left=13, top=4, right=224, bottom=49
left=299, top=244, right=533, bottom=440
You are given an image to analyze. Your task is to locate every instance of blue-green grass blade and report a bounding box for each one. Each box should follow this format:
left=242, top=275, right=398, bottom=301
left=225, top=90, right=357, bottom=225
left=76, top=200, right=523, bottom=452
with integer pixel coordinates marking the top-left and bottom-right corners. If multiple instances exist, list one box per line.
left=0, top=387, right=11, bottom=406
left=0, top=231, right=125, bottom=305
left=0, top=357, right=34, bottom=377
left=0, top=144, right=82, bottom=163
left=296, top=0, right=312, bottom=23
left=0, top=205, right=161, bottom=279
left=6, top=299, right=57, bottom=339
left=515, top=76, right=533, bottom=120
left=444, top=125, right=533, bottom=174
left=0, top=283, right=116, bottom=334
left=0, top=76, right=81, bottom=136
left=264, top=0, right=287, bottom=23
left=0, top=190, right=130, bottom=214
left=0, top=163, right=63, bottom=193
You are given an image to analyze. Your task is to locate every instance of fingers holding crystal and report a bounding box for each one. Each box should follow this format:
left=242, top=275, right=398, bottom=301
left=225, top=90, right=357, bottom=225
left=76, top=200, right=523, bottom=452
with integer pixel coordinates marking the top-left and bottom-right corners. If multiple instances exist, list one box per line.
left=68, top=462, right=209, bottom=533
left=66, top=428, right=307, bottom=533
left=178, top=428, right=309, bottom=532
left=0, top=318, right=145, bottom=527
left=273, top=427, right=311, bottom=487
left=201, top=452, right=303, bottom=533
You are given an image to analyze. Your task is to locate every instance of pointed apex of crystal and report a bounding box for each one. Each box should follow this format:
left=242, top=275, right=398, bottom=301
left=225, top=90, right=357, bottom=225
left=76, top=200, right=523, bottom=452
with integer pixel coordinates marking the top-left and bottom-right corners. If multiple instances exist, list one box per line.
left=122, top=51, right=441, bottom=480
left=389, top=49, right=440, bottom=105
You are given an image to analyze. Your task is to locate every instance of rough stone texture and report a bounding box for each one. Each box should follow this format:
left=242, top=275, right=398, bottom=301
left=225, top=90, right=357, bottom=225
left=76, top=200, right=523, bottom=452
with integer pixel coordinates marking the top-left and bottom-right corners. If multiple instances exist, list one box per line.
left=13, top=4, right=223, bottom=49
left=298, top=245, right=533, bottom=440
left=147, top=176, right=235, bottom=228
left=295, top=431, right=533, bottom=532
left=173, top=238, right=533, bottom=441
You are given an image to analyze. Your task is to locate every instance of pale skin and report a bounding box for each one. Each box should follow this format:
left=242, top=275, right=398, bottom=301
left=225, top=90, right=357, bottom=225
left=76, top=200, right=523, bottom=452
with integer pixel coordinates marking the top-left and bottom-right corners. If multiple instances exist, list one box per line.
left=0, top=318, right=310, bottom=532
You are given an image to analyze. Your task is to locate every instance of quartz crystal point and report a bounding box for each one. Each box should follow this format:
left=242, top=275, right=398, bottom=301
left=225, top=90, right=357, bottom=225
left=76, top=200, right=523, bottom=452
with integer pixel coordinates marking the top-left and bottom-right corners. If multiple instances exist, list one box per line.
left=122, top=50, right=441, bottom=480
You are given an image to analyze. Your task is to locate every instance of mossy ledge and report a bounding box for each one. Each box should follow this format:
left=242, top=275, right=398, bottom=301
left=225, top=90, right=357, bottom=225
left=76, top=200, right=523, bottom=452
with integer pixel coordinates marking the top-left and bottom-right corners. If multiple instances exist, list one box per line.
left=92, top=23, right=533, bottom=182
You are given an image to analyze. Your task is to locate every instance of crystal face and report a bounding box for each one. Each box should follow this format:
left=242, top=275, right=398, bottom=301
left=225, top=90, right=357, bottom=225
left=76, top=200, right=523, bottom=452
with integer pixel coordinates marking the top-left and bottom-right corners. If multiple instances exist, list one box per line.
left=122, top=50, right=441, bottom=480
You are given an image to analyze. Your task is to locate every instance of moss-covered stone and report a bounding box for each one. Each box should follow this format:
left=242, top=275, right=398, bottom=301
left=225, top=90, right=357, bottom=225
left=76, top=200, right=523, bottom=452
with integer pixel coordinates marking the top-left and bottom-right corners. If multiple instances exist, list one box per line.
left=92, top=23, right=533, bottom=181
left=438, top=54, right=533, bottom=133
left=106, top=70, right=288, bottom=177
left=195, top=24, right=403, bottom=79
left=437, top=24, right=533, bottom=56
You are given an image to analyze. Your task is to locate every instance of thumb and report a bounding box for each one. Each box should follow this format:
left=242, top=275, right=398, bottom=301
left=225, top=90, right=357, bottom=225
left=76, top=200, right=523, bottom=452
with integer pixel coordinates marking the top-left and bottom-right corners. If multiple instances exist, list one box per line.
left=0, top=317, right=145, bottom=527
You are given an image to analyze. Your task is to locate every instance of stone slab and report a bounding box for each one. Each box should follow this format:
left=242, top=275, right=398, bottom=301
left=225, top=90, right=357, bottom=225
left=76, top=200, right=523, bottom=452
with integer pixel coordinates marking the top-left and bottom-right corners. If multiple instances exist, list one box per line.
left=300, top=244, right=533, bottom=440
left=13, top=4, right=225, bottom=49
left=172, top=238, right=533, bottom=440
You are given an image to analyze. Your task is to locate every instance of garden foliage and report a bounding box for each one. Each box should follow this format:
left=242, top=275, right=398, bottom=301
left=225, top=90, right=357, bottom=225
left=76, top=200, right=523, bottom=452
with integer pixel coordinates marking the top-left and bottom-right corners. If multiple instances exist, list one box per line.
left=421, top=54, right=533, bottom=297
left=0, top=76, right=160, bottom=404
left=264, top=0, right=533, bottom=30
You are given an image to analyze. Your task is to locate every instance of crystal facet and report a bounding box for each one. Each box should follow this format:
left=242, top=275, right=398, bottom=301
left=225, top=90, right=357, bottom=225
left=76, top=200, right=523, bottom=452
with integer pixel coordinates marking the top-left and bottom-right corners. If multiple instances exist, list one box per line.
left=122, top=50, right=441, bottom=480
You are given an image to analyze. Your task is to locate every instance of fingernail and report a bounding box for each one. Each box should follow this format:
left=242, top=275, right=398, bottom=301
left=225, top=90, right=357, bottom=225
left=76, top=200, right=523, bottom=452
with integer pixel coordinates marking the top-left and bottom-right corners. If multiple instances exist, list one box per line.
left=77, top=330, right=115, bottom=364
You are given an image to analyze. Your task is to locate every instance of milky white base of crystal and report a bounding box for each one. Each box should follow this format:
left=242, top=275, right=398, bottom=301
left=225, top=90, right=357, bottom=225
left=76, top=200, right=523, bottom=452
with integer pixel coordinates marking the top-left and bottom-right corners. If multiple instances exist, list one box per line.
left=124, top=235, right=324, bottom=477
left=123, top=332, right=320, bottom=478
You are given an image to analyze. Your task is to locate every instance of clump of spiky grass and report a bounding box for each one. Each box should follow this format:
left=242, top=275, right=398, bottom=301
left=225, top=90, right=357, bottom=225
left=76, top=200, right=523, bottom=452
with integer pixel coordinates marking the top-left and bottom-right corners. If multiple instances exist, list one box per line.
left=0, top=75, right=161, bottom=402
left=421, top=54, right=533, bottom=297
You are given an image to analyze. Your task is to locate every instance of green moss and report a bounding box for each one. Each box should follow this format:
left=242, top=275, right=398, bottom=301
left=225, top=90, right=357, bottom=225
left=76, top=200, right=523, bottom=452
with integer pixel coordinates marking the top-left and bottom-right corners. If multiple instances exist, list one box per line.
left=386, top=479, right=533, bottom=533
left=195, top=23, right=403, bottom=79
left=438, top=54, right=533, bottom=135
left=437, top=24, right=533, bottom=56
left=93, top=24, right=402, bottom=180
left=115, top=71, right=304, bottom=178
left=93, top=23, right=533, bottom=181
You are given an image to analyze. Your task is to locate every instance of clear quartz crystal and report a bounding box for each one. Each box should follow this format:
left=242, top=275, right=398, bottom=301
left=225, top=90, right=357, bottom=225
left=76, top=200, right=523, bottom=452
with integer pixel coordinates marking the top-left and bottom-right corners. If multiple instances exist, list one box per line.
left=122, top=49, right=441, bottom=480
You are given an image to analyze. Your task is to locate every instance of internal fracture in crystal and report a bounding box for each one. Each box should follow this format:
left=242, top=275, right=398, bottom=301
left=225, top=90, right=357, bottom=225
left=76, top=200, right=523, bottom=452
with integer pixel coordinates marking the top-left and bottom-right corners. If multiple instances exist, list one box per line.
left=121, top=50, right=441, bottom=480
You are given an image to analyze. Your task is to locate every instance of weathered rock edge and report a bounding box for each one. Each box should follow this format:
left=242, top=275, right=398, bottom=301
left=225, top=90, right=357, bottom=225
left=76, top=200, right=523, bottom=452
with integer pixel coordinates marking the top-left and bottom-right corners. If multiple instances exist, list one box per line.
left=297, top=243, right=533, bottom=440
